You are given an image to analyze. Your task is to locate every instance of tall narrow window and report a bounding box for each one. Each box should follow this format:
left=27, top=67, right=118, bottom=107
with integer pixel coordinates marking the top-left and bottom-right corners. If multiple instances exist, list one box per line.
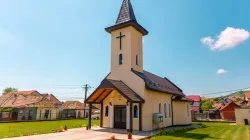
left=119, top=54, right=123, bottom=65
left=187, top=104, right=189, bottom=117
left=159, top=103, right=161, bottom=113
left=136, top=55, right=138, bottom=65
left=169, top=104, right=171, bottom=117
left=105, top=106, right=109, bottom=117
left=134, top=105, right=138, bottom=118
left=164, top=104, right=167, bottom=118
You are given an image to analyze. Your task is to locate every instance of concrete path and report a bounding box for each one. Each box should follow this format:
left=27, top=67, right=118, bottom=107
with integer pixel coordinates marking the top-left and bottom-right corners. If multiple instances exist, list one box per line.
left=2, top=124, right=200, bottom=140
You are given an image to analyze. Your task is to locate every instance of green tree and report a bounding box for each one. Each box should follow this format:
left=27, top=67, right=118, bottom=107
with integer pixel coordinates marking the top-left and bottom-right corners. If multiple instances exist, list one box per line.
left=201, top=100, right=213, bottom=111
left=2, top=87, right=18, bottom=95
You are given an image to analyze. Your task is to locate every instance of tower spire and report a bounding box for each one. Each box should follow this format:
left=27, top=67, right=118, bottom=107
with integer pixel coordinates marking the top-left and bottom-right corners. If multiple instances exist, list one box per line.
left=105, top=0, right=148, bottom=36
left=116, top=0, right=137, bottom=25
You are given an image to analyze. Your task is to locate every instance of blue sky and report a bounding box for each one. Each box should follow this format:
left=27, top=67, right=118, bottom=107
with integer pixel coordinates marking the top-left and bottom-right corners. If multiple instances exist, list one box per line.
left=0, top=0, right=250, bottom=100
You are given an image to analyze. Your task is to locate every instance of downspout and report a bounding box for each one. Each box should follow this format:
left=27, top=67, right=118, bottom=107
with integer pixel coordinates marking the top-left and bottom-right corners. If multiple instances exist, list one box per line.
left=171, top=95, right=174, bottom=126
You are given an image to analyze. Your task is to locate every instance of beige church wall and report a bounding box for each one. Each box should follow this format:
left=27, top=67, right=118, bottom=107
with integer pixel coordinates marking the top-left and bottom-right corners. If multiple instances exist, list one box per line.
left=172, top=101, right=191, bottom=125
left=130, top=27, right=143, bottom=73
left=142, top=89, right=173, bottom=131
left=108, top=26, right=146, bottom=99
left=132, top=103, right=139, bottom=131
left=102, top=90, right=127, bottom=128
left=235, top=109, right=250, bottom=125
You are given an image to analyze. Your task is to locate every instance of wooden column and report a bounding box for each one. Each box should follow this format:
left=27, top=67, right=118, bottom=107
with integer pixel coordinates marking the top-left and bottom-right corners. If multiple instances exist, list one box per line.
left=88, top=103, right=92, bottom=129
left=129, top=102, right=133, bottom=133
left=100, top=102, right=103, bottom=127
left=139, top=103, right=142, bottom=131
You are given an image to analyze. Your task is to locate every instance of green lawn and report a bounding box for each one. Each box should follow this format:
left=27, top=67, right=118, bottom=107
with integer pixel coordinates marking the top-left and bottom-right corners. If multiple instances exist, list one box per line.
left=153, top=122, right=250, bottom=140
left=0, top=119, right=99, bottom=138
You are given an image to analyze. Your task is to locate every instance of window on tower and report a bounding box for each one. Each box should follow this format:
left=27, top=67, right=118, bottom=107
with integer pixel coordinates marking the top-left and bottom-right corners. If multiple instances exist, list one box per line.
left=136, top=55, right=138, bottom=65
left=119, top=54, right=123, bottom=65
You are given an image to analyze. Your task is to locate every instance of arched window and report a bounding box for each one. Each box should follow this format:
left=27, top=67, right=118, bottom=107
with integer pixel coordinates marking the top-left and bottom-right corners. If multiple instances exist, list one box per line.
left=136, top=55, right=138, bottom=65
left=134, top=105, right=138, bottom=118
left=159, top=103, right=161, bottom=113
left=119, top=54, right=123, bottom=65
left=105, top=106, right=109, bottom=117
left=164, top=103, right=167, bottom=118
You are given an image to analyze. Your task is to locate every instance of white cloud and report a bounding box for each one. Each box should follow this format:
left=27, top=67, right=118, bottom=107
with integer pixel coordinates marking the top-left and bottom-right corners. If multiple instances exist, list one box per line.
left=201, top=27, right=250, bottom=51
left=216, top=69, right=228, bottom=74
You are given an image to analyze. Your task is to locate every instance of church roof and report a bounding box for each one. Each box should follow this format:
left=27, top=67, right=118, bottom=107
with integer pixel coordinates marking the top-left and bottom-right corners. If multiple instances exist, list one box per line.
left=85, top=78, right=144, bottom=103
left=116, top=0, right=137, bottom=25
left=132, top=69, right=185, bottom=97
left=105, top=0, right=148, bottom=36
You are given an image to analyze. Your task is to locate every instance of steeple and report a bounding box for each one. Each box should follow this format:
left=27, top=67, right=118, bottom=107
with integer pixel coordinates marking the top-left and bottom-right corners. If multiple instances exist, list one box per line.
left=105, top=0, right=148, bottom=36
left=116, top=0, right=137, bottom=24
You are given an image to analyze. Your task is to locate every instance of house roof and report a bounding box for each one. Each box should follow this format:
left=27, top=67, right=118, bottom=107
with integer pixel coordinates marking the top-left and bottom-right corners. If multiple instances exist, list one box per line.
left=186, top=95, right=201, bottom=102
left=62, top=101, right=99, bottom=110
left=8, top=90, right=38, bottom=95
left=245, top=93, right=250, bottom=99
left=132, top=69, right=185, bottom=97
left=0, top=91, right=60, bottom=108
left=105, top=0, right=148, bottom=36
left=86, top=78, right=144, bottom=103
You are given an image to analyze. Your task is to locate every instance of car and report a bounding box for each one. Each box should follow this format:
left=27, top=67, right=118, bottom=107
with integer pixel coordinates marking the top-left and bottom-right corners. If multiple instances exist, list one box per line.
left=91, top=114, right=100, bottom=120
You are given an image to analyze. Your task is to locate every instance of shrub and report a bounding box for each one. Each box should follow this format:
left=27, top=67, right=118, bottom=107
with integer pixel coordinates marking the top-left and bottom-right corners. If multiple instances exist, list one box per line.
left=157, top=128, right=167, bottom=136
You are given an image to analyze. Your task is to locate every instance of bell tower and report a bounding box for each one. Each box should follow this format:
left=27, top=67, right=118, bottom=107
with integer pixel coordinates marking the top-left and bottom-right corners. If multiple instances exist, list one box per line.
left=105, top=0, right=148, bottom=75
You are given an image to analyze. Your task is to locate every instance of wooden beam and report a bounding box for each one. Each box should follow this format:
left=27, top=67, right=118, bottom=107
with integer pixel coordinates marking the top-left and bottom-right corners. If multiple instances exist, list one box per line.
left=100, top=102, right=103, bottom=127
left=93, top=89, right=107, bottom=103
left=88, top=103, right=92, bottom=129
left=139, top=103, right=142, bottom=131
left=130, top=102, right=133, bottom=133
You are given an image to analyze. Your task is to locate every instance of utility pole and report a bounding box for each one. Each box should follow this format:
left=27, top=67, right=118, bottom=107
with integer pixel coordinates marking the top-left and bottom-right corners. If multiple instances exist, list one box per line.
left=83, top=84, right=91, bottom=118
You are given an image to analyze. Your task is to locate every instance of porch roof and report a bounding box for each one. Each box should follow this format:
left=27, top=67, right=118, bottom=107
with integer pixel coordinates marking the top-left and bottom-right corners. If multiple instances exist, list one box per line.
left=85, top=79, right=144, bottom=103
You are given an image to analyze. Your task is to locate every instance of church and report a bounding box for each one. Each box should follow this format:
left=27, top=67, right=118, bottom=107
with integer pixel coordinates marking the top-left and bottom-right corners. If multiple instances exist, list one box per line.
left=85, top=0, right=192, bottom=132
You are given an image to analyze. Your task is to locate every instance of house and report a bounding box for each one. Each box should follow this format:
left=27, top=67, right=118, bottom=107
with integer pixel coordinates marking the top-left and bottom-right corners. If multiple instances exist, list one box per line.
left=85, top=0, right=193, bottom=132
left=186, top=95, right=200, bottom=112
left=211, top=100, right=241, bottom=121
left=244, top=92, right=250, bottom=101
left=219, top=102, right=241, bottom=121
left=0, top=91, right=61, bottom=121
left=62, top=101, right=99, bottom=119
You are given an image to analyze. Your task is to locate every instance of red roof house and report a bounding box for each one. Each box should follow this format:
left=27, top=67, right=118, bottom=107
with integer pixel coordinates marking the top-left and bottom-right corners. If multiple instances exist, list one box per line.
left=186, top=95, right=201, bottom=112
left=219, top=102, right=241, bottom=121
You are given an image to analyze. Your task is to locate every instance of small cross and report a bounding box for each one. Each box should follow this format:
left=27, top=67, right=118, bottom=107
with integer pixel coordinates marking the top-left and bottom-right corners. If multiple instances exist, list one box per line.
left=116, top=32, right=125, bottom=50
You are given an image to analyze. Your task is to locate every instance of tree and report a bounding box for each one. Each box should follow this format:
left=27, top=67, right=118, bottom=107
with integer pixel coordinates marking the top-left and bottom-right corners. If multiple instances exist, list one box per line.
left=2, top=87, right=18, bottom=95
left=200, top=100, right=213, bottom=111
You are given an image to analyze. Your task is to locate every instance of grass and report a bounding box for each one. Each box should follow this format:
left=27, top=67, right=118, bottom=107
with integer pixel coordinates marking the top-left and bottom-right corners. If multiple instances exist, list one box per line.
left=152, top=122, right=250, bottom=140
left=0, top=119, right=99, bottom=138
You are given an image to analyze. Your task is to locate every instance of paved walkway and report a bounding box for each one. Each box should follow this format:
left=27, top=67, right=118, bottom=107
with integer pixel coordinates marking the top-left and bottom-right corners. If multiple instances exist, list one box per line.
left=2, top=124, right=200, bottom=140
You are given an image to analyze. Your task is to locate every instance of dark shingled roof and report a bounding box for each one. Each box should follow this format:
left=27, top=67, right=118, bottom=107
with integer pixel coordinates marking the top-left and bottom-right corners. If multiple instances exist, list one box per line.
left=105, top=0, right=148, bottom=36
left=116, top=0, right=137, bottom=24
left=132, top=69, right=185, bottom=97
left=108, top=79, right=144, bottom=102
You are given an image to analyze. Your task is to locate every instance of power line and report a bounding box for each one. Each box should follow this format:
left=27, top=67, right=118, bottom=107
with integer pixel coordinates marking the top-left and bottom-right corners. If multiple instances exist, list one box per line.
left=200, top=86, right=250, bottom=96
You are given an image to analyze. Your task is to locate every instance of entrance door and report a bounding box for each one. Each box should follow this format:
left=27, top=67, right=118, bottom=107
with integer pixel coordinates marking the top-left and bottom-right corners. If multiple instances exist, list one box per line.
left=114, top=106, right=126, bottom=129
left=11, top=112, right=18, bottom=120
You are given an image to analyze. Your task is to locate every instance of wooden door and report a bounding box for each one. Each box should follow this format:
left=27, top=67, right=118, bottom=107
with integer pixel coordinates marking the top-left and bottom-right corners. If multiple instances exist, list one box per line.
left=114, top=106, right=126, bottom=129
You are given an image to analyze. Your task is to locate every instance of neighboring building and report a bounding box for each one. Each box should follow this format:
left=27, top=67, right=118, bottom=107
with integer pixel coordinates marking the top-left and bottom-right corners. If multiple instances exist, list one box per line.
left=62, top=101, right=99, bottom=119
left=0, top=91, right=61, bottom=121
left=244, top=92, right=250, bottom=101
left=85, top=0, right=192, bottom=132
left=186, top=95, right=200, bottom=112
left=235, top=108, right=250, bottom=125
left=219, top=102, right=240, bottom=121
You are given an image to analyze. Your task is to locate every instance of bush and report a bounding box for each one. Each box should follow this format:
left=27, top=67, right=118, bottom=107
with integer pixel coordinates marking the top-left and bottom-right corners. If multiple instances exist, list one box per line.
left=157, top=128, right=167, bottom=136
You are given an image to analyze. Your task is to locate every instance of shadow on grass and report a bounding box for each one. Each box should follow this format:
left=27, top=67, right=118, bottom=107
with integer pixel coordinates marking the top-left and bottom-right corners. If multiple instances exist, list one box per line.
left=156, top=128, right=219, bottom=140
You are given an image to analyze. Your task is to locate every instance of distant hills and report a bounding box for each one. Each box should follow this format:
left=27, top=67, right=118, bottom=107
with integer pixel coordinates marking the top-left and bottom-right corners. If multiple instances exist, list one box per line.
left=226, top=90, right=249, bottom=97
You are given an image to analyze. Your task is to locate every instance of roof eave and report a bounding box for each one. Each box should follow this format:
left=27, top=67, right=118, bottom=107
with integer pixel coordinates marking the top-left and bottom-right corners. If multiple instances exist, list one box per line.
left=105, top=21, right=148, bottom=36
